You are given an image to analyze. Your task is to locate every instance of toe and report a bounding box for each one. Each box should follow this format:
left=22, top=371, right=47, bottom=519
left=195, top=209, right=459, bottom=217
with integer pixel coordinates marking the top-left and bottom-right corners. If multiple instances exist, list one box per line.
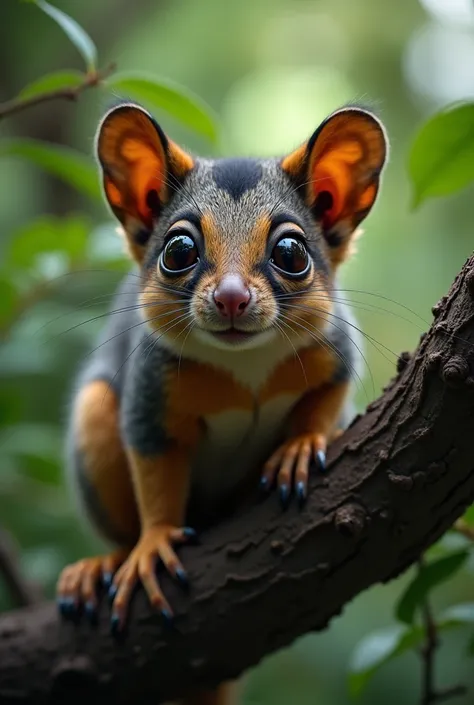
left=138, top=553, right=173, bottom=620
left=110, top=566, right=137, bottom=632
left=279, top=483, right=290, bottom=507
left=295, top=442, right=311, bottom=506
left=57, top=565, right=83, bottom=617
left=80, top=562, right=100, bottom=607
left=156, top=540, right=187, bottom=588
left=84, top=601, right=97, bottom=623
left=262, top=450, right=283, bottom=486
left=277, top=452, right=296, bottom=508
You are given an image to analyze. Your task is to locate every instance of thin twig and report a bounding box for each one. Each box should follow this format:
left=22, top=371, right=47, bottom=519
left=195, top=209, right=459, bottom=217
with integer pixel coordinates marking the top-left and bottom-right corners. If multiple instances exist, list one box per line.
left=421, top=596, right=438, bottom=705
left=435, top=686, right=468, bottom=702
left=419, top=560, right=467, bottom=705
left=0, top=529, right=42, bottom=608
left=453, top=519, right=474, bottom=541
left=0, top=63, right=116, bottom=121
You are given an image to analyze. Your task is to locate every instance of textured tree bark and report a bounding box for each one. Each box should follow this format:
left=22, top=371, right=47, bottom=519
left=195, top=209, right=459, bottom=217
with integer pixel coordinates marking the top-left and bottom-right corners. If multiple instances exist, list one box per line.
left=2, top=255, right=474, bottom=705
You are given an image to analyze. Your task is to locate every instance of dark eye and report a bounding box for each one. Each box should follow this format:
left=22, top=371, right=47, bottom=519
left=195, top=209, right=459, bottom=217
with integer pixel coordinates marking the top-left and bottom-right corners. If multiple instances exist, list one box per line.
left=271, top=236, right=309, bottom=276
left=161, top=233, right=199, bottom=273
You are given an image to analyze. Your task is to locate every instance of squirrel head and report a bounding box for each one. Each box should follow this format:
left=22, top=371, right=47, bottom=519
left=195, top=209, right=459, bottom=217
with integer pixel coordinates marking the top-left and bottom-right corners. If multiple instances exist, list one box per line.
left=95, top=103, right=388, bottom=351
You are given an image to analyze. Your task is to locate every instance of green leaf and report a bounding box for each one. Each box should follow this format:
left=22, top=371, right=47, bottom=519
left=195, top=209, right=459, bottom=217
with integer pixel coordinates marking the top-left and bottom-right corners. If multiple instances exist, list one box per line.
left=396, top=551, right=469, bottom=625
left=348, top=614, right=471, bottom=697
left=0, top=139, right=101, bottom=202
left=0, top=389, right=23, bottom=426
left=468, top=633, right=474, bottom=656
left=107, top=72, right=219, bottom=143
left=409, top=103, right=474, bottom=208
left=462, top=504, right=474, bottom=526
left=0, top=424, right=62, bottom=485
left=18, top=70, right=84, bottom=100
left=349, top=625, right=423, bottom=697
left=441, top=603, right=474, bottom=625
left=34, top=0, right=97, bottom=71
left=0, top=276, right=18, bottom=328
left=8, top=215, right=90, bottom=270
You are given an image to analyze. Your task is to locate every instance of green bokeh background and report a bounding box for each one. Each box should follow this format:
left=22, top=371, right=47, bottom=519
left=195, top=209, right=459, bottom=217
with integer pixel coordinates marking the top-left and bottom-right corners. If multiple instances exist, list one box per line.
left=1, top=0, right=474, bottom=703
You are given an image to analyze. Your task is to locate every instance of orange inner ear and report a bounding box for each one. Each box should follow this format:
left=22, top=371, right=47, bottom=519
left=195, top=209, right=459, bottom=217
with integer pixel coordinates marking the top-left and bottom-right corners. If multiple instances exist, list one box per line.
left=120, top=137, right=165, bottom=229
left=310, top=140, right=363, bottom=230
left=98, top=108, right=170, bottom=231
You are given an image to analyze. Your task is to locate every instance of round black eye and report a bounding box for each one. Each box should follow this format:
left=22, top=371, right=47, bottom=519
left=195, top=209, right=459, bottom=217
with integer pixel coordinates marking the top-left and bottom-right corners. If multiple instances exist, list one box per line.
left=271, top=237, right=309, bottom=275
left=161, top=234, right=199, bottom=273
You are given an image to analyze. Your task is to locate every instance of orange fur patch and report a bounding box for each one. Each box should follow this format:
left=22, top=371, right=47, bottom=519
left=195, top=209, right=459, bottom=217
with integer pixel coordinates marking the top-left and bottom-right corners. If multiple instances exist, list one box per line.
left=200, top=212, right=270, bottom=276
left=287, top=380, right=350, bottom=438
left=168, top=139, right=194, bottom=179
left=75, top=380, right=139, bottom=543
left=127, top=445, right=192, bottom=529
left=165, top=359, right=253, bottom=426
left=281, top=143, right=306, bottom=179
left=260, top=343, right=337, bottom=404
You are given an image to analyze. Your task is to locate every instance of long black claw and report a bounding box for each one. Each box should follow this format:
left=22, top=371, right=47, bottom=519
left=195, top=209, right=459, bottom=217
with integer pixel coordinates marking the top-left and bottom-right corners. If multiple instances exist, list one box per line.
left=183, top=527, right=198, bottom=543
left=161, top=608, right=174, bottom=628
left=108, top=584, right=118, bottom=605
left=279, top=483, right=290, bottom=508
left=316, top=450, right=326, bottom=471
left=110, top=613, right=121, bottom=635
left=84, top=601, right=97, bottom=624
left=102, top=571, right=113, bottom=590
left=296, top=481, right=307, bottom=506
left=57, top=596, right=76, bottom=618
left=175, top=567, right=189, bottom=590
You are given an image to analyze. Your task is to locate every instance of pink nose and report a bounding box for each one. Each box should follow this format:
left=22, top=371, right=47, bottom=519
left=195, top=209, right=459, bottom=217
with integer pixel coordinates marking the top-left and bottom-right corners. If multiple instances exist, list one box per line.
left=213, top=275, right=251, bottom=319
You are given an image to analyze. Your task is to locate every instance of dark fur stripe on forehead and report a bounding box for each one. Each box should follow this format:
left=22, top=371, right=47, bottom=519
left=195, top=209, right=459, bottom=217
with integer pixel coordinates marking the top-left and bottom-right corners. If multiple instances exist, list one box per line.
left=212, top=158, right=262, bottom=200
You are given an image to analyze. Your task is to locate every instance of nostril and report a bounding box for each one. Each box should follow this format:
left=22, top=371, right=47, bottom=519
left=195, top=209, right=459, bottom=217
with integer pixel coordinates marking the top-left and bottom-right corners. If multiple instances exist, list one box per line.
left=238, top=294, right=250, bottom=311
left=213, top=275, right=251, bottom=319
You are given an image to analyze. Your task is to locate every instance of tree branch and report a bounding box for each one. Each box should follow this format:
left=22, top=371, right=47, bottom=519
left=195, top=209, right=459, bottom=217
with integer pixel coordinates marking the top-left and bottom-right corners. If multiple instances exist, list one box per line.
left=2, top=254, right=474, bottom=704
left=0, top=63, right=116, bottom=121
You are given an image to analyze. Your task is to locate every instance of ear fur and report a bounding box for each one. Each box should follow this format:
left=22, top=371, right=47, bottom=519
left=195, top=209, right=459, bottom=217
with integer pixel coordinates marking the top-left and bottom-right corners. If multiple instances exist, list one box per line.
left=282, top=107, right=388, bottom=255
left=95, top=103, right=194, bottom=260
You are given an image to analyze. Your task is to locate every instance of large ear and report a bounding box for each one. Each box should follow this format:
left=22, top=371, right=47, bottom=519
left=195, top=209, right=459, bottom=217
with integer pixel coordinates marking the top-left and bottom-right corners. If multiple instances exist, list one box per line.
left=95, top=103, right=194, bottom=258
left=282, top=107, right=388, bottom=251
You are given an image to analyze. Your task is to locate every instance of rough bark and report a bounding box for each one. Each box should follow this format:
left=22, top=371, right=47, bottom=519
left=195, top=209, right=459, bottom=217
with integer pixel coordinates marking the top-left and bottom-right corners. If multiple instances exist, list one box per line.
left=2, top=255, right=474, bottom=705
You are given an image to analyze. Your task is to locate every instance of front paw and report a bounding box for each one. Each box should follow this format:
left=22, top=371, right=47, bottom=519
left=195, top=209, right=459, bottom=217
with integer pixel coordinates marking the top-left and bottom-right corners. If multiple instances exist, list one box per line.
left=56, top=550, right=127, bottom=622
left=108, top=524, right=196, bottom=633
left=261, top=433, right=326, bottom=508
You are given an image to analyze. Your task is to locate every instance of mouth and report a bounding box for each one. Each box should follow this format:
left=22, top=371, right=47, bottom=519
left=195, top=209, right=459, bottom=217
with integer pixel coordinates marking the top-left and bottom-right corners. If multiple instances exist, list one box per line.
left=211, top=328, right=256, bottom=344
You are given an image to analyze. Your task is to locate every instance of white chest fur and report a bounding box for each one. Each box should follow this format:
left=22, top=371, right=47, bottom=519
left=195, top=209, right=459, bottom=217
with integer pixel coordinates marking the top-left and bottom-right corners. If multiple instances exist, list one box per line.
left=192, top=393, right=299, bottom=501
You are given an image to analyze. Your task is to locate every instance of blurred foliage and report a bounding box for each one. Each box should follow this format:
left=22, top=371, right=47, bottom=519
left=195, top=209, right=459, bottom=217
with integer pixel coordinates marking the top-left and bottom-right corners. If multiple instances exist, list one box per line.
left=2, top=1, right=474, bottom=704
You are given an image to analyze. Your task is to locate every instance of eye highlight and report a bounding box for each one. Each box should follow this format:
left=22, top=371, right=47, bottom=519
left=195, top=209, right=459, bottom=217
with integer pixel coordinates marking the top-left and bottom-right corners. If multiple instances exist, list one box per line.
left=160, top=221, right=200, bottom=274
left=270, top=236, right=309, bottom=276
